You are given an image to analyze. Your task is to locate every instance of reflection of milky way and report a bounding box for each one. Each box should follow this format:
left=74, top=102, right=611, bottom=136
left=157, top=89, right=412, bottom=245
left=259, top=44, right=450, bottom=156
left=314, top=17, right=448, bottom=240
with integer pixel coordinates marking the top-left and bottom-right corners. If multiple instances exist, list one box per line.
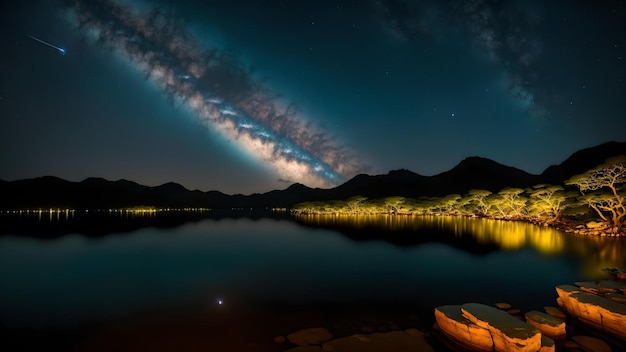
left=64, top=1, right=363, bottom=187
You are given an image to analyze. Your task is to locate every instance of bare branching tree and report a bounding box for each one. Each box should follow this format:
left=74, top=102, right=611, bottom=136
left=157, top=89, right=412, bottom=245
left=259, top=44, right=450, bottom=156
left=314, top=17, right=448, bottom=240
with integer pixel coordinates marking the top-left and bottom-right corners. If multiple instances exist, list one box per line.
left=566, top=156, right=626, bottom=231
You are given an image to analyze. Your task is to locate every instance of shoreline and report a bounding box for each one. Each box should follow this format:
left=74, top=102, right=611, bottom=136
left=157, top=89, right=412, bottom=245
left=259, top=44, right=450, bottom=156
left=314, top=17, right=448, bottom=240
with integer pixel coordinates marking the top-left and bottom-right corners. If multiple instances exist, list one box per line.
left=293, top=211, right=626, bottom=238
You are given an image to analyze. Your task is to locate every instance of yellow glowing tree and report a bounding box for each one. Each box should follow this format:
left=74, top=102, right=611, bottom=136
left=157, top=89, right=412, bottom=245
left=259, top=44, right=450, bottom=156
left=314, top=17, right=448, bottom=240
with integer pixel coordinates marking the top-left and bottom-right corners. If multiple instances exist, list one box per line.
left=566, top=156, right=626, bottom=231
left=498, top=187, right=527, bottom=219
left=346, top=195, right=368, bottom=213
left=464, top=189, right=493, bottom=215
left=383, top=196, right=406, bottom=214
left=527, top=184, right=574, bottom=222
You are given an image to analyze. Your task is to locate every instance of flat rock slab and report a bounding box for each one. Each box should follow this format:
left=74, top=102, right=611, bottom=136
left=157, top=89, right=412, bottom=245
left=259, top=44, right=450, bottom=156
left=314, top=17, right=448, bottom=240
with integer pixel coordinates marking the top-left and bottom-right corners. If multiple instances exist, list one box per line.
left=544, top=306, right=567, bottom=320
left=288, top=328, right=333, bottom=346
left=495, top=302, right=512, bottom=309
left=434, top=305, right=493, bottom=352
left=576, top=282, right=603, bottom=294
left=540, top=335, right=556, bottom=352
left=321, top=331, right=433, bottom=352
left=461, top=303, right=542, bottom=352
left=525, top=310, right=566, bottom=339
left=599, top=280, right=626, bottom=293
left=557, top=285, right=581, bottom=295
left=569, top=292, right=626, bottom=340
left=605, top=293, right=626, bottom=304
left=403, top=328, right=424, bottom=338
left=558, top=284, right=626, bottom=341
left=572, top=335, right=612, bottom=352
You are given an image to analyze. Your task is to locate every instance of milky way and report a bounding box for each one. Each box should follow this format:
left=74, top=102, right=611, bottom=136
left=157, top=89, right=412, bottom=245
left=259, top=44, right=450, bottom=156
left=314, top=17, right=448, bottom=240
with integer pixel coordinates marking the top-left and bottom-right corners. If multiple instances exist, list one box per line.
left=62, top=0, right=364, bottom=188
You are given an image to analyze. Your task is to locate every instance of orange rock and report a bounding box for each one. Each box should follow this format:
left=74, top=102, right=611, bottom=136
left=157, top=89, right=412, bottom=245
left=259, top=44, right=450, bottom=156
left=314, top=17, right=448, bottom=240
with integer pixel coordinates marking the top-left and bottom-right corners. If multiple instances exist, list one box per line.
left=495, top=302, right=512, bottom=309
left=556, top=285, right=582, bottom=313
left=434, top=305, right=493, bottom=352
left=525, top=310, right=566, bottom=340
left=572, top=335, right=612, bottom=352
left=461, top=303, right=542, bottom=352
left=404, top=328, right=424, bottom=338
left=539, top=335, right=556, bottom=352
left=605, top=293, right=626, bottom=304
left=544, top=306, right=567, bottom=320
left=563, top=340, right=580, bottom=350
left=556, top=285, right=626, bottom=341
left=575, top=282, right=602, bottom=294
left=599, top=280, right=626, bottom=293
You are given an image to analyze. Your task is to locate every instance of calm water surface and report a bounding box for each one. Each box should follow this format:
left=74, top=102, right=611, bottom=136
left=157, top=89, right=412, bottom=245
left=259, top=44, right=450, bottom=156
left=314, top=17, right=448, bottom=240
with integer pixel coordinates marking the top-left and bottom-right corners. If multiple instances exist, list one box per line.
left=1, top=213, right=625, bottom=349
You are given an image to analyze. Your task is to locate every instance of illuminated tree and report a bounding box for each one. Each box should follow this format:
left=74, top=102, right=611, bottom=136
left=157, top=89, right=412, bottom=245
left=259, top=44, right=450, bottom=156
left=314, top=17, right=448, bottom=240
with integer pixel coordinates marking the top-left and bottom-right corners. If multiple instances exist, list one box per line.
left=346, top=195, right=368, bottom=213
left=527, top=184, right=573, bottom=222
left=292, top=201, right=327, bottom=214
left=439, top=194, right=462, bottom=214
left=498, top=187, right=527, bottom=219
left=362, top=199, right=384, bottom=214
left=464, top=189, right=492, bottom=215
left=566, top=156, right=626, bottom=231
left=486, top=193, right=507, bottom=218
left=383, top=196, right=406, bottom=214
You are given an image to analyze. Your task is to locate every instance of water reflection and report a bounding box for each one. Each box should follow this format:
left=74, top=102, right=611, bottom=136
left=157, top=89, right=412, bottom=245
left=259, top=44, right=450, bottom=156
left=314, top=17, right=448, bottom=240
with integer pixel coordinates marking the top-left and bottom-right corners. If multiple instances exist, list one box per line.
left=1, top=208, right=76, bottom=222
left=295, top=214, right=626, bottom=278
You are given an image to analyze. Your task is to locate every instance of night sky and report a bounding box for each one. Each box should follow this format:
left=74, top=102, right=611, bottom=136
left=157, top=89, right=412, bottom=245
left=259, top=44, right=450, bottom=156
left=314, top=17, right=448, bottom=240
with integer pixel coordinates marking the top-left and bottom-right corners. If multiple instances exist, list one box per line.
left=1, top=0, right=624, bottom=194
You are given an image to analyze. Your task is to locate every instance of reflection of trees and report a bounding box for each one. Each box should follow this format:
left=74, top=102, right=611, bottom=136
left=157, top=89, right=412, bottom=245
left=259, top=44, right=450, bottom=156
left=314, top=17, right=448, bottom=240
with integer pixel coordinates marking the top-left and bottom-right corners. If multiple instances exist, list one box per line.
left=565, top=234, right=626, bottom=278
left=297, top=214, right=565, bottom=253
left=294, top=214, right=626, bottom=278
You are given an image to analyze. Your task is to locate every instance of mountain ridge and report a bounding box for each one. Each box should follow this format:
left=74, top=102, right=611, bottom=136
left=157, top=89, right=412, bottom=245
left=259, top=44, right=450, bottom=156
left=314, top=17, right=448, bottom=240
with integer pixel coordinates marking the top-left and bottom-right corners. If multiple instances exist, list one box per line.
left=1, top=141, right=625, bottom=209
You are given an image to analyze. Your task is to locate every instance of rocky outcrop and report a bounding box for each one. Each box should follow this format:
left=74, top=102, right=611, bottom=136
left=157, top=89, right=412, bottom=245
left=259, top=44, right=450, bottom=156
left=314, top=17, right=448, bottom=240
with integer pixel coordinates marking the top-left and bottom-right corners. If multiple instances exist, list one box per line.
left=543, top=306, right=566, bottom=320
left=572, top=335, right=612, bottom=352
left=435, top=303, right=542, bottom=352
left=605, top=293, right=626, bottom=304
left=287, top=328, right=333, bottom=346
left=434, top=279, right=625, bottom=351
left=461, top=303, right=542, bottom=352
left=283, top=326, right=434, bottom=352
left=539, top=336, right=555, bottom=352
left=556, top=284, right=626, bottom=341
left=320, top=331, right=434, bottom=352
left=524, top=310, right=566, bottom=340
left=434, top=305, right=493, bottom=351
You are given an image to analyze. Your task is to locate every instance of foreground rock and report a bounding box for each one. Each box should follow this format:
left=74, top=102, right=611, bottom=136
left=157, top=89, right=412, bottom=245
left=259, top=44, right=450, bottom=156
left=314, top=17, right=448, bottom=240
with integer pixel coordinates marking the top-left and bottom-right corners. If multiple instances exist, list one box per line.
left=572, top=335, right=612, bottom=352
left=435, top=305, right=493, bottom=352
left=321, top=331, right=433, bottom=352
left=435, top=303, right=543, bottom=352
left=461, top=303, right=542, bottom=352
left=556, top=285, right=626, bottom=341
left=543, top=306, right=567, bottom=320
left=287, top=328, right=333, bottom=346
left=525, top=310, right=566, bottom=340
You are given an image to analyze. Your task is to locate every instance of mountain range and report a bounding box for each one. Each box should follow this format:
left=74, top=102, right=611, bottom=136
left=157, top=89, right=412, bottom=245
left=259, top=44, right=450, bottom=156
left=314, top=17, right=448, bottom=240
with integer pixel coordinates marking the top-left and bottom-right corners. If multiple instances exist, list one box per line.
left=2, top=141, right=625, bottom=210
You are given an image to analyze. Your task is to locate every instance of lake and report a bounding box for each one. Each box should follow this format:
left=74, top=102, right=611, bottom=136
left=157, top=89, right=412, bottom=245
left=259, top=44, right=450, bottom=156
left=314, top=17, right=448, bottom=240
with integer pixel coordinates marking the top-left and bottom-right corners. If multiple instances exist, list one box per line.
left=1, top=211, right=625, bottom=351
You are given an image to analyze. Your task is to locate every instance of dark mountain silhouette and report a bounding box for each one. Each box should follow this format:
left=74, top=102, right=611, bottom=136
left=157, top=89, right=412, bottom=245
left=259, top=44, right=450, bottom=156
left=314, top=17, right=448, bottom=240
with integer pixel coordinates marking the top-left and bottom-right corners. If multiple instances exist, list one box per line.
left=432, top=157, right=538, bottom=195
left=1, top=141, right=624, bottom=209
left=540, top=141, right=626, bottom=185
left=324, top=169, right=428, bottom=199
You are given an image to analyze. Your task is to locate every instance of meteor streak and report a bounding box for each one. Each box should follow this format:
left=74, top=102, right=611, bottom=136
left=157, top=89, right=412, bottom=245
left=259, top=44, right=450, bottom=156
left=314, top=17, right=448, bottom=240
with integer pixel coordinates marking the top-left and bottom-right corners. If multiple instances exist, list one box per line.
left=28, top=35, right=66, bottom=55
